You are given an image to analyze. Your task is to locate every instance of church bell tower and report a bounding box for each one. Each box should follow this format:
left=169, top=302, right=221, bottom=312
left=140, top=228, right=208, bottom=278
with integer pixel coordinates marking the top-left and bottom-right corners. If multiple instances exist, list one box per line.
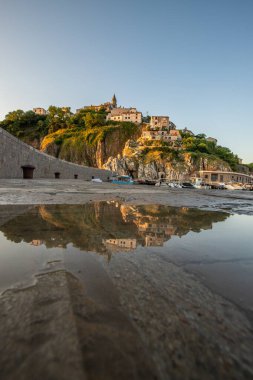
left=112, top=94, right=117, bottom=108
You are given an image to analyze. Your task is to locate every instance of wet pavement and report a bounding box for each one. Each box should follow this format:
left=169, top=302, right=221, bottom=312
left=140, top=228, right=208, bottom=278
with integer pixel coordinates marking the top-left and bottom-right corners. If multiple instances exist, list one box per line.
left=0, top=203, right=253, bottom=379
left=1, top=179, right=253, bottom=215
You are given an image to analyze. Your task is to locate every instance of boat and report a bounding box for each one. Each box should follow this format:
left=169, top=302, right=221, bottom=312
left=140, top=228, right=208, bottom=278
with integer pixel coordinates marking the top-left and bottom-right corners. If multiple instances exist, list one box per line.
left=91, top=178, right=103, bottom=183
left=111, top=175, right=134, bottom=185
left=224, top=183, right=243, bottom=190
left=243, top=184, right=253, bottom=191
left=134, top=178, right=157, bottom=185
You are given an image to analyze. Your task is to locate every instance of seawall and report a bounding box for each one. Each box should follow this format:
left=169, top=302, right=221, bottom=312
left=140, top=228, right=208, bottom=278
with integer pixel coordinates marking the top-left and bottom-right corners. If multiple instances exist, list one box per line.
left=0, top=128, right=112, bottom=180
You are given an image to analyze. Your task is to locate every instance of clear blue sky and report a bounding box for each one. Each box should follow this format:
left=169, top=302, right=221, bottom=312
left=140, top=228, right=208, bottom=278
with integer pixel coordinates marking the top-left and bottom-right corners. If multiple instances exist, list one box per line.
left=0, top=0, right=252, bottom=162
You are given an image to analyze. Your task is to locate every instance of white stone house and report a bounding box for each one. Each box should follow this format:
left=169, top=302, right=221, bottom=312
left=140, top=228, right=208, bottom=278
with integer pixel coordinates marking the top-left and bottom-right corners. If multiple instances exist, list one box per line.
left=206, top=137, right=218, bottom=144
left=142, top=129, right=182, bottom=142
left=150, top=116, right=169, bottom=129
left=33, top=108, right=47, bottom=115
left=107, top=107, right=142, bottom=124
left=142, top=115, right=182, bottom=143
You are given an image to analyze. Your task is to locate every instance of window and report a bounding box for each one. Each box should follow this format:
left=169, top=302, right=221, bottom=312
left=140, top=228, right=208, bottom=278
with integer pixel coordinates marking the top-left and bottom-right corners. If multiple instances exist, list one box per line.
left=211, top=174, right=218, bottom=181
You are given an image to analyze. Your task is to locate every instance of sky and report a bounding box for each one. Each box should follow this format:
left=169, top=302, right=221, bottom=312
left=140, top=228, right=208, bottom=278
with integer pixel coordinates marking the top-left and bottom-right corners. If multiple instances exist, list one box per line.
left=0, top=0, right=252, bottom=162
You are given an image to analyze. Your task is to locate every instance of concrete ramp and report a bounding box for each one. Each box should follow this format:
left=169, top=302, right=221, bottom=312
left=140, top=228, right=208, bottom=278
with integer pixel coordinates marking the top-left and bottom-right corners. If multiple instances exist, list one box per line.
left=0, top=128, right=112, bottom=180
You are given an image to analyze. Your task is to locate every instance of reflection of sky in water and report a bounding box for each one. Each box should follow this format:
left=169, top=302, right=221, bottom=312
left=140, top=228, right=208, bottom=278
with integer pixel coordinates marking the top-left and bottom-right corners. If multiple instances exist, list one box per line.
left=161, top=214, right=253, bottom=262
left=0, top=231, right=64, bottom=292
left=157, top=214, right=253, bottom=315
left=0, top=203, right=253, bottom=313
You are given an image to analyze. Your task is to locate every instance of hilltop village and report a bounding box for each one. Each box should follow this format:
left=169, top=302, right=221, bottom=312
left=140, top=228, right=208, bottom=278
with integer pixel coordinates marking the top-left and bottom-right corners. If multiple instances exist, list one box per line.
left=33, top=95, right=193, bottom=148
left=1, top=95, right=253, bottom=185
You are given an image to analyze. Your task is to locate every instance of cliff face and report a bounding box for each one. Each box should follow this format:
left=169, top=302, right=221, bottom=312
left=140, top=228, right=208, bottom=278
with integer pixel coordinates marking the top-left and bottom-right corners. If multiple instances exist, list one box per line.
left=95, top=129, right=132, bottom=168
left=42, top=127, right=142, bottom=168
left=41, top=127, right=232, bottom=180
left=103, top=143, right=231, bottom=180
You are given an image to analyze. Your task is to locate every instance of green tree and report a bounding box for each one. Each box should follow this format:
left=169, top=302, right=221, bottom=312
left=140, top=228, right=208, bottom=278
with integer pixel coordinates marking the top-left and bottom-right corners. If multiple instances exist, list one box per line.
left=0, top=109, right=48, bottom=141
left=195, top=133, right=206, bottom=139
left=5, top=109, right=25, bottom=122
left=70, top=109, right=88, bottom=128
left=247, top=163, right=253, bottom=171
left=197, top=142, right=209, bottom=153
left=47, top=106, right=72, bottom=133
left=214, top=146, right=239, bottom=169
left=182, top=136, right=197, bottom=151
left=84, top=112, right=106, bottom=129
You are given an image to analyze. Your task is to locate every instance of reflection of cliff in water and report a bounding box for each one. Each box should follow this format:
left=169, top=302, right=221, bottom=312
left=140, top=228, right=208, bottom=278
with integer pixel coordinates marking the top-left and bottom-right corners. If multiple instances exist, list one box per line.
left=0, top=202, right=229, bottom=254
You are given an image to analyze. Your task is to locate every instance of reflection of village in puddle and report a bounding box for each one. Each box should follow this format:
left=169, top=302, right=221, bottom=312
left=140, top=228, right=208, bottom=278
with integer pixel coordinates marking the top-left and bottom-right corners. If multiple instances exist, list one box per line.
left=0, top=202, right=228, bottom=257
left=103, top=203, right=180, bottom=251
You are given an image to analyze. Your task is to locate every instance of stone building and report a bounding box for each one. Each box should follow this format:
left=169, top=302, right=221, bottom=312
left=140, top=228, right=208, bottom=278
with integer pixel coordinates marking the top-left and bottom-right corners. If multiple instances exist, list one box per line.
left=103, top=238, right=137, bottom=249
left=236, top=164, right=249, bottom=174
left=182, top=127, right=194, bottom=136
left=199, top=170, right=252, bottom=185
left=137, top=219, right=177, bottom=247
left=206, top=137, right=218, bottom=144
left=150, top=116, right=169, bottom=129
left=145, top=235, right=164, bottom=246
left=30, top=240, right=44, bottom=246
left=141, top=129, right=167, bottom=141
left=33, top=108, right=47, bottom=115
left=107, top=107, right=142, bottom=124
left=76, top=94, right=117, bottom=113
left=142, top=118, right=182, bottom=143
left=169, top=129, right=182, bottom=142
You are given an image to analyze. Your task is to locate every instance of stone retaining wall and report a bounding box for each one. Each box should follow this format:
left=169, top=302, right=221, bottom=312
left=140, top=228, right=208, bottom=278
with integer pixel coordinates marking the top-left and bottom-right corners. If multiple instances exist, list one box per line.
left=0, top=128, right=112, bottom=180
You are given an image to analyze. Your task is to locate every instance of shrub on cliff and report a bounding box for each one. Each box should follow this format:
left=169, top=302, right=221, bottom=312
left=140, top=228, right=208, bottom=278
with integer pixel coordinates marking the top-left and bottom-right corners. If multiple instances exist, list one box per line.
left=40, top=121, right=140, bottom=167
left=47, top=106, right=72, bottom=133
left=182, top=135, right=239, bottom=170
left=0, top=110, right=48, bottom=143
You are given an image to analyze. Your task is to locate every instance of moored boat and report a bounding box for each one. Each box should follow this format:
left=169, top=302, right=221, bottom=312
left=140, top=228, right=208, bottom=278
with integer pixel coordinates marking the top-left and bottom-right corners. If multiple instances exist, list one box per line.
left=111, top=175, right=134, bottom=185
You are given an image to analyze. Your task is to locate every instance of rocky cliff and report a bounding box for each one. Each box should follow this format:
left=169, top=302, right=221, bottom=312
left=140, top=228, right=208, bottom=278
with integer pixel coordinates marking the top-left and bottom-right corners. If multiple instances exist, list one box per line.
left=41, top=125, right=141, bottom=169
left=103, top=140, right=231, bottom=180
left=41, top=128, right=232, bottom=180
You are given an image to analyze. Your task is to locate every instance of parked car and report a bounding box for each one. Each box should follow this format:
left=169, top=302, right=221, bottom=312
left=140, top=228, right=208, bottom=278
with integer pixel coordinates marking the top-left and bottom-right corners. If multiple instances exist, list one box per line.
left=181, top=182, right=195, bottom=189
left=211, top=183, right=226, bottom=190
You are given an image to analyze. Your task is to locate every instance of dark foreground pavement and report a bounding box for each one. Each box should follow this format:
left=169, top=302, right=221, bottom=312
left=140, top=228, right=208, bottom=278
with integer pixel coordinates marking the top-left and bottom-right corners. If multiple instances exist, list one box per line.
left=0, top=251, right=253, bottom=380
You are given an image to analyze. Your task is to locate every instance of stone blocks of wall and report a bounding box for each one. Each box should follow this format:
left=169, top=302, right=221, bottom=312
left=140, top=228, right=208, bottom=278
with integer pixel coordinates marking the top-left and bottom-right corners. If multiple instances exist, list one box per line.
left=0, top=128, right=112, bottom=180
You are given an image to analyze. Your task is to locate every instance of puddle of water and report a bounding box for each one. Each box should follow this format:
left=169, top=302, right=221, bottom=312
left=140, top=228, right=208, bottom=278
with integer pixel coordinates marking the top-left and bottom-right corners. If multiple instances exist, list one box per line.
left=0, top=202, right=252, bottom=316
